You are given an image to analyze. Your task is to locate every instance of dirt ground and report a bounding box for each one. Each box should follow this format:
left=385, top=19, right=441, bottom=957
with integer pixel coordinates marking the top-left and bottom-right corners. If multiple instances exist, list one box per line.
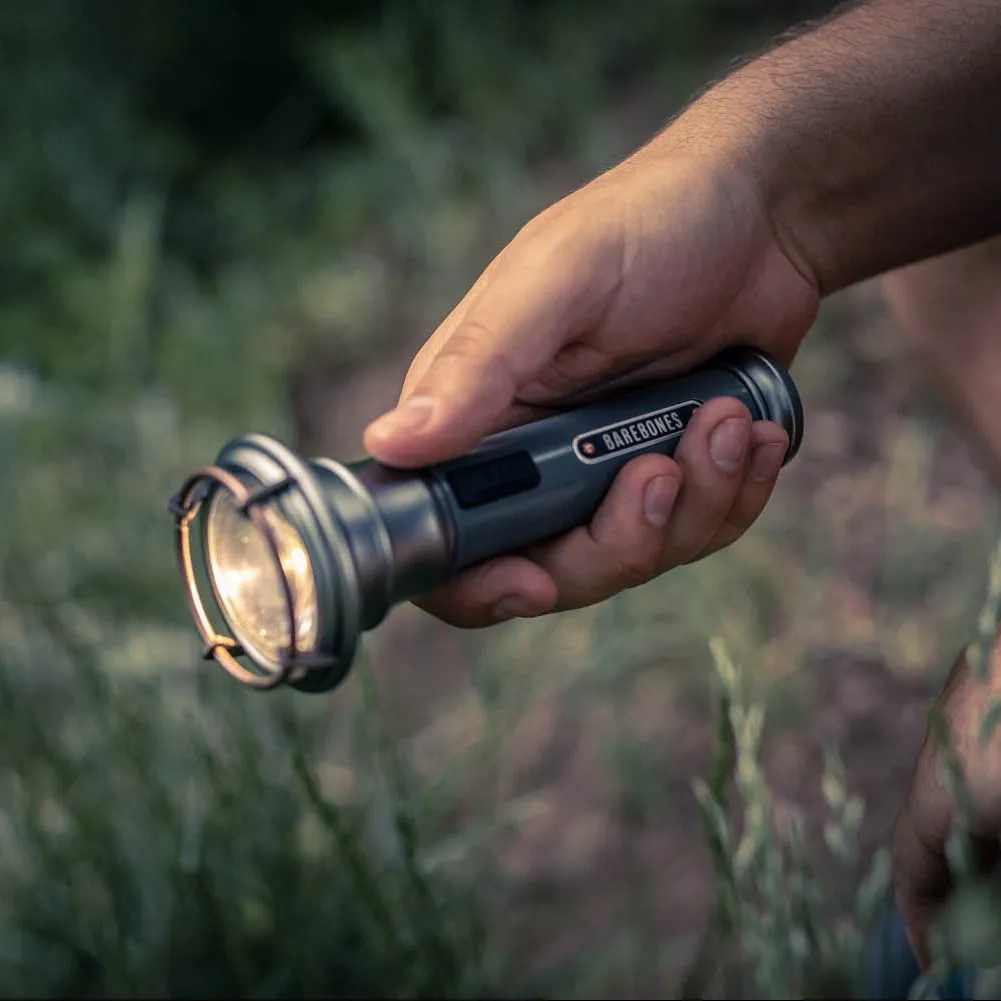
left=287, top=114, right=997, bottom=987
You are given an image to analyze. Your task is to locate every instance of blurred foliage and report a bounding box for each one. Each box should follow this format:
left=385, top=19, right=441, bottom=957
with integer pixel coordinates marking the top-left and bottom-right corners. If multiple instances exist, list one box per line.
left=3, top=0, right=992, bottom=998
left=0, top=0, right=832, bottom=378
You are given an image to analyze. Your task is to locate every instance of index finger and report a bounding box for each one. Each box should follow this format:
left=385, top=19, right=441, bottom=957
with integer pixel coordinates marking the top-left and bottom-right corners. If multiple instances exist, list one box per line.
left=363, top=215, right=620, bottom=467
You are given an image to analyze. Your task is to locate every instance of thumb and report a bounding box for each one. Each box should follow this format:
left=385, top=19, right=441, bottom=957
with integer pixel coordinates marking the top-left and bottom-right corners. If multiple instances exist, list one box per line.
left=892, top=803, right=950, bottom=970
left=363, top=218, right=615, bottom=467
left=891, top=754, right=956, bottom=971
left=363, top=320, right=524, bottom=468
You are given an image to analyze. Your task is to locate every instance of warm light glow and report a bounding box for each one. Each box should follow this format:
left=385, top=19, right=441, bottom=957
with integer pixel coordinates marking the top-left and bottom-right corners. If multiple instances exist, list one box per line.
left=205, top=488, right=318, bottom=666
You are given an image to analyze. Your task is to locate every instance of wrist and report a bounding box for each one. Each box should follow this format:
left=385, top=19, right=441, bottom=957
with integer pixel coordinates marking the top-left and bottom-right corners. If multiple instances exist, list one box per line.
left=647, top=73, right=833, bottom=298
left=649, top=0, right=1001, bottom=298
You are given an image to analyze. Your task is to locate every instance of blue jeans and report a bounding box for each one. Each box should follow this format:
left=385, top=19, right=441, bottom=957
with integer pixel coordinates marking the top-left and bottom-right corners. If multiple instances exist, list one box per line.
left=865, top=903, right=981, bottom=999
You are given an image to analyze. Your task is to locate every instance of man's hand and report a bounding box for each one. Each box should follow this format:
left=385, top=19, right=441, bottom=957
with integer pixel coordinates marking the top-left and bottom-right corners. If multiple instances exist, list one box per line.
left=362, top=0, right=1001, bottom=628
left=893, top=645, right=1001, bottom=969
left=363, top=154, right=817, bottom=626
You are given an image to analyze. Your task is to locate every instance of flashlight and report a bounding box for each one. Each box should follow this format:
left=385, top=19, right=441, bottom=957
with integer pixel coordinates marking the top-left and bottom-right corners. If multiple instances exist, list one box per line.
left=169, top=348, right=803, bottom=694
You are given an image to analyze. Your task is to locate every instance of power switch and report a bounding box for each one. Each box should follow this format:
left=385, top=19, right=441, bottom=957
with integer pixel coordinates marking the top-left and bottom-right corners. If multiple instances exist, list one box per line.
left=446, top=450, right=541, bottom=509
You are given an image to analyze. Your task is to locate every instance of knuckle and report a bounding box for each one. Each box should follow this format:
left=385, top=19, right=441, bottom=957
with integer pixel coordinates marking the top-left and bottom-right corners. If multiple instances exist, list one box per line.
left=685, top=524, right=740, bottom=564
left=516, top=202, right=562, bottom=240
left=535, top=343, right=613, bottom=399
left=725, top=497, right=763, bottom=534
left=439, top=321, right=520, bottom=394
left=439, top=322, right=497, bottom=361
left=411, top=592, right=470, bottom=629
left=682, top=497, right=732, bottom=545
left=610, top=542, right=662, bottom=590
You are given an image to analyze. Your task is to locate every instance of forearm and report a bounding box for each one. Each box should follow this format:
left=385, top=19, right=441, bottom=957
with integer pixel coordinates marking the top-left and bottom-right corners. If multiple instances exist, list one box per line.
left=652, top=0, right=1001, bottom=296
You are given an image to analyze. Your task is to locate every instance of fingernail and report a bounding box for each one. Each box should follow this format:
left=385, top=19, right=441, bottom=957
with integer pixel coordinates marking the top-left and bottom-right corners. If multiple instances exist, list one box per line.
left=709, top=417, right=750, bottom=471
left=643, top=475, right=680, bottom=527
left=750, top=441, right=787, bottom=482
left=493, top=596, right=535, bottom=621
left=367, top=396, right=435, bottom=439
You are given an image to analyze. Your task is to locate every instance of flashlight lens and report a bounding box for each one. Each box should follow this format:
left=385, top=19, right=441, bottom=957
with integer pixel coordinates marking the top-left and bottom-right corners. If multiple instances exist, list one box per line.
left=204, top=489, right=318, bottom=668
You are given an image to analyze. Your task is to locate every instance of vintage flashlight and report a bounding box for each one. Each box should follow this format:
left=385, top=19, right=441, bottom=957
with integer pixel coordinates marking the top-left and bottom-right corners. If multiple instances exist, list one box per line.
left=169, top=348, right=803, bottom=694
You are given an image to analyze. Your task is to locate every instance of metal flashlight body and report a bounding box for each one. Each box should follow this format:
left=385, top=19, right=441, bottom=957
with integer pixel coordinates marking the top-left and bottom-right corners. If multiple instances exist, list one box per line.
left=170, top=347, right=803, bottom=694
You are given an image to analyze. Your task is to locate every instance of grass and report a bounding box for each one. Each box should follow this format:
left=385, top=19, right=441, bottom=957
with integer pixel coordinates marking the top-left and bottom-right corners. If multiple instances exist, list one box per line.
left=1, top=333, right=999, bottom=998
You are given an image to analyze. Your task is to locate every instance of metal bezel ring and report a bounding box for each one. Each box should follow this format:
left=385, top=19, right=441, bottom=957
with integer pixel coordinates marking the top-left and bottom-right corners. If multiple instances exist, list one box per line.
left=169, top=464, right=337, bottom=691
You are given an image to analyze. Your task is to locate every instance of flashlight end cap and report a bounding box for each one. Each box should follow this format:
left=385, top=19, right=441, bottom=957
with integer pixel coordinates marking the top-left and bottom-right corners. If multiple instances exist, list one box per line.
left=717, top=348, right=804, bottom=465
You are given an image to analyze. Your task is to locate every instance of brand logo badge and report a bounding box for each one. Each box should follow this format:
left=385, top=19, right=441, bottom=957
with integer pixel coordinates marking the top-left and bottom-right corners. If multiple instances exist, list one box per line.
left=573, top=400, right=701, bottom=464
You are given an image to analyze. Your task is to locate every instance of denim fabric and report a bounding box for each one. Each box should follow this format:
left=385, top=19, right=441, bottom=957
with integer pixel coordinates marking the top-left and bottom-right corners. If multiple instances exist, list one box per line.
left=864, top=903, right=981, bottom=999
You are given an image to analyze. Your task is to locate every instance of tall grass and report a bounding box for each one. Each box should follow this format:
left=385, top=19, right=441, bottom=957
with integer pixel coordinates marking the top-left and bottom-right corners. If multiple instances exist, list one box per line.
left=690, top=638, right=891, bottom=998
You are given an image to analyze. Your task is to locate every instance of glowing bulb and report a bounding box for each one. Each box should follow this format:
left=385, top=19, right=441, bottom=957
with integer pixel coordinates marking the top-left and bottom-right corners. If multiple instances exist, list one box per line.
left=204, top=488, right=318, bottom=667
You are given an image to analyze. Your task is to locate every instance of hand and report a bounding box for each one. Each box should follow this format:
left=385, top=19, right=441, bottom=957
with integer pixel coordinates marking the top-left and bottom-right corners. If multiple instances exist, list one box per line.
left=893, top=643, right=1001, bottom=969
left=363, top=151, right=820, bottom=626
